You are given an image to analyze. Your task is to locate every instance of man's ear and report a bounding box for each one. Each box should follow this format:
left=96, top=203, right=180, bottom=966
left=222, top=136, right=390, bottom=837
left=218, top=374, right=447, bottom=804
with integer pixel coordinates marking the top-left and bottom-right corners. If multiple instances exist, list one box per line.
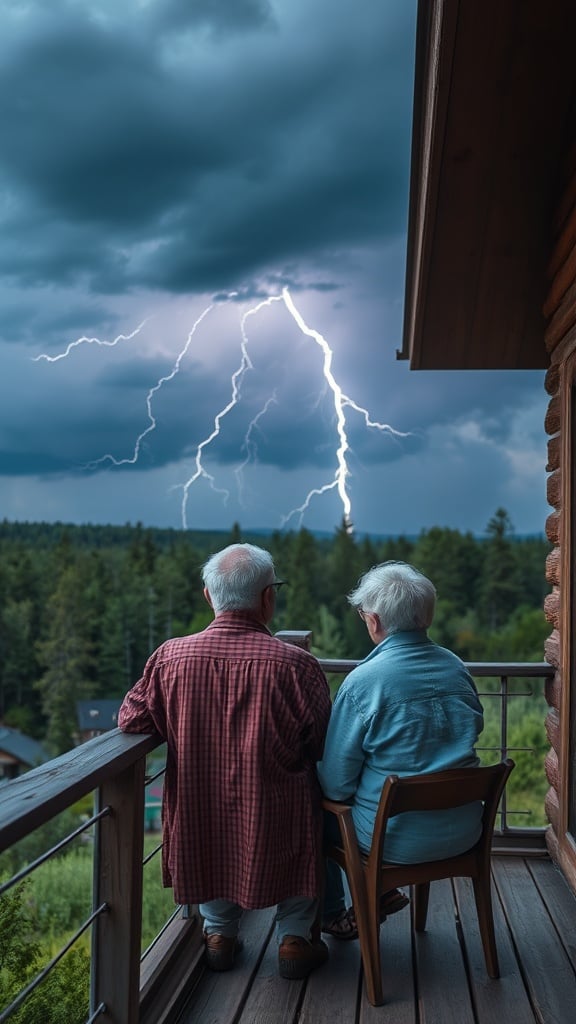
left=261, top=585, right=275, bottom=623
left=203, top=587, right=214, bottom=609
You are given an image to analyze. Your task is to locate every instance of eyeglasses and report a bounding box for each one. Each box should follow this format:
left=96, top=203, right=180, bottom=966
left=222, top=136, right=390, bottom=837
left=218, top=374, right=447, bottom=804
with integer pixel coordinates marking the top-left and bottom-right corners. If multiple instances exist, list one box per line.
left=265, top=580, right=288, bottom=592
left=357, top=607, right=366, bottom=621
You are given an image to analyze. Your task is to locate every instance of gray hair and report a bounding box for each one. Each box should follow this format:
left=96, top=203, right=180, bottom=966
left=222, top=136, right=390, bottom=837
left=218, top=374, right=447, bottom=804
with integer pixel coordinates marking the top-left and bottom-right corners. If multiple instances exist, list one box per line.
left=348, top=561, right=436, bottom=633
left=202, top=543, right=275, bottom=613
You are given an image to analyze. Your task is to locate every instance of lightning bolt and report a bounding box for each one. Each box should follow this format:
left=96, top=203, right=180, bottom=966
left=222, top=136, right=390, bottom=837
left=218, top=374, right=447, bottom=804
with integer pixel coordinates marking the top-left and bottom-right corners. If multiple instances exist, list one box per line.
left=234, top=392, right=278, bottom=505
left=31, top=320, right=149, bottom=362
left=277, top=288, right=409, bottom=532
left=86, top=303, right=214, bottom=468
left=178, top=296, right=279, bottom=527
left=34, top=288, right=410, bottom=534
left=279, top=289, right=352, bottom=528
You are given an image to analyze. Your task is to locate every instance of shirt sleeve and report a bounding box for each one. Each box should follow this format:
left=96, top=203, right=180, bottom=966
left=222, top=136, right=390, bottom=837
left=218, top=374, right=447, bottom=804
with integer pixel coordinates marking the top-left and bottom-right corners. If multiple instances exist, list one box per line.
left=317, top=685, right=367, bottom=801
left=118, top=648, right=166, bottom=738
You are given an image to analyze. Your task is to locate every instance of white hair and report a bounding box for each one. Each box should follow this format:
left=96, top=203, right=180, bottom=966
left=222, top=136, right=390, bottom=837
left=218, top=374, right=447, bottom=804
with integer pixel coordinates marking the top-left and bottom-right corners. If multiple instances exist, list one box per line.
left=348, top=561, right=436, bottom=633
left=202, top=543, right=275, bottom=613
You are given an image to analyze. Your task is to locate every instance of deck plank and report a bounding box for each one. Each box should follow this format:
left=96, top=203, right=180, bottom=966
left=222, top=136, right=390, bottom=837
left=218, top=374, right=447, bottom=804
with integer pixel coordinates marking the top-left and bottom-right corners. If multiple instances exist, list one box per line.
left=358, top=894, right=416, bottom=1024
left=236, top=927, right=304, bottom=1024
left=454, top=873, right=537, bottom=1021
left=413, top=878, right=476, bottom=1024
left=300, top=933, right=361, bottom=1024
left=179, top=908, right=275, bottom=1024
left=493, top=857, right=576, bottom=1024
left=526, top=858, right=576, bottom=967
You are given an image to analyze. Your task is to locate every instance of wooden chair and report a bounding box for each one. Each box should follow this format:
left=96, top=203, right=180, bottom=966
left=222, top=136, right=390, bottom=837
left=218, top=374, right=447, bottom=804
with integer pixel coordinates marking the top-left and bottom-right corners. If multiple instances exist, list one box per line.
left=323, top=758, right=515, bottom=1006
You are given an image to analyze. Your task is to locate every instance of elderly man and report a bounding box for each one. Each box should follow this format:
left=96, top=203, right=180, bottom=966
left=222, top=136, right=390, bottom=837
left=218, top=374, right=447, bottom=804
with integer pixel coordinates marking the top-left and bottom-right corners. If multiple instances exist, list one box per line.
left=119, top=543, right=331, bottom=979
left=318, top=561, right=484, bottom=939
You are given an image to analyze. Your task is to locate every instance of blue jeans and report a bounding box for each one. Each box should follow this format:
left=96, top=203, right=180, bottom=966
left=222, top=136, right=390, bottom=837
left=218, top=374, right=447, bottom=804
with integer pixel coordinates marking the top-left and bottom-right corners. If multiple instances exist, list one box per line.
left=322, top=812, right=348, bottom=921
left=200, top=895, right=319, bottom=942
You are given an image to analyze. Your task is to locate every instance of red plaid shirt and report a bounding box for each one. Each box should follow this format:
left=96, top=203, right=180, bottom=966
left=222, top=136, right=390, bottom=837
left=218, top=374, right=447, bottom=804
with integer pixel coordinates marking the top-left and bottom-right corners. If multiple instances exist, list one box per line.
left=119, top=613, right=331, bottom=907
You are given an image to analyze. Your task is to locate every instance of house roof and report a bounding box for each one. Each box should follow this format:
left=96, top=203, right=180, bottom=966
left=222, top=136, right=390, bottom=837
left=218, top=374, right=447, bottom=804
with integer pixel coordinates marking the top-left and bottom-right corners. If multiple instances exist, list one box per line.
left=0, top=726, right=48, bottom=767
left=76, top=700, right=122, bottom=732
left=401, top=0, right=576, bottom=370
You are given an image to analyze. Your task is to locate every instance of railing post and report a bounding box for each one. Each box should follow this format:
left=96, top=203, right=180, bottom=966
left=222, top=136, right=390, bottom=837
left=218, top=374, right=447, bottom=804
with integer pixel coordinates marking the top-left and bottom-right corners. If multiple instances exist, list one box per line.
left=91, top=757, right=146, bottom=1023
left=275, top=630, right=313, bottom=650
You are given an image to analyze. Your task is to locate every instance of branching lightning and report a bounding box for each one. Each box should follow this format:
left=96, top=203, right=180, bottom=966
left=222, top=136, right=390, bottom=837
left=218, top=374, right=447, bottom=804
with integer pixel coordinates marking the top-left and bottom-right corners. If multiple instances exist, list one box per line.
left=87, top=303, right=214, bottom=469
left=234, top=392, right=278, bottom=506
left=278, top=288, right=409, bottom=532
left=32, top=320, right=149, bottom=362
left=34, top=287, right=410, bottom=533
left=279, top=288, right=352, bottom=529
left=177, top=296, right=272, bottom=526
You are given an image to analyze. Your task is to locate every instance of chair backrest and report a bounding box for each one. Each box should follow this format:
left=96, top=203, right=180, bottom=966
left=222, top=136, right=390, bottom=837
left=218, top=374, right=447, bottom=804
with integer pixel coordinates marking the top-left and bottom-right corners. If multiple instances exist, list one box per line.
left=369, top=759, right=515, bottom=867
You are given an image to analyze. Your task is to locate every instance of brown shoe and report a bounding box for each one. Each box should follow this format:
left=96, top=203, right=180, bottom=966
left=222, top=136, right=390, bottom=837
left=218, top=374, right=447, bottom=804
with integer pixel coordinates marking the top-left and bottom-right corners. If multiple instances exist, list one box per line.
left=278, top=935, right=329, bottom=980
left=204, top=932, right=242, bottom=972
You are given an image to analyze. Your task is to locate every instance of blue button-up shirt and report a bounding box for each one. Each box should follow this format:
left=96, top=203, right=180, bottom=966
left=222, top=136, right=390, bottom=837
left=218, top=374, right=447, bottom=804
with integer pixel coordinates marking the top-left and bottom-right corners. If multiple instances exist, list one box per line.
left=317, top=630, right=484, bottom=862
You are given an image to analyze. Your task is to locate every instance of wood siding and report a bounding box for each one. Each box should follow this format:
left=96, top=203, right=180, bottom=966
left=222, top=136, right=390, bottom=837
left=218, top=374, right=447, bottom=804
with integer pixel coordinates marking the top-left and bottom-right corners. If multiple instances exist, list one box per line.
left=544, top=148, right=576, bottom=894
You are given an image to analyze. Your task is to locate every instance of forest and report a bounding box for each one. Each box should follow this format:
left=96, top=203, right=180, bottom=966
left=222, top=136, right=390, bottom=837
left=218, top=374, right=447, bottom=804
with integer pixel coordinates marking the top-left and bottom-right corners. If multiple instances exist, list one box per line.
left=0, top=507, right=551, bottom=753
left=0, top=508, right=553, bottom=1022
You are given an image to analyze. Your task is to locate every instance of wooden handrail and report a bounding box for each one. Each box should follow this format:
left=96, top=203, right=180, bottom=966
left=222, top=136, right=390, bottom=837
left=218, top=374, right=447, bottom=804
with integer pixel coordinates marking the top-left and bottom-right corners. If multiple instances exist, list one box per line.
left=0, top=730, right=160, bottom=852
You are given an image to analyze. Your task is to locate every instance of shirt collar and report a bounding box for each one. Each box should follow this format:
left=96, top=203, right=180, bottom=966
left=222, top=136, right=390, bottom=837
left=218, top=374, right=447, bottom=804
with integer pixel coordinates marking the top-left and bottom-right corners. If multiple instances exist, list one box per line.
left=362, top=629, right=430, bottom=663
left=207, top=610, right=272, bottom=635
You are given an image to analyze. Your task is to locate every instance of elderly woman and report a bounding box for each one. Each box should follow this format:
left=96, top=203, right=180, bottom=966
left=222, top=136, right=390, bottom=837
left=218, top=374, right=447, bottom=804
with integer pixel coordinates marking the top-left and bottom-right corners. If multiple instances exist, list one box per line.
left=318, top=561, right=484, bottom=939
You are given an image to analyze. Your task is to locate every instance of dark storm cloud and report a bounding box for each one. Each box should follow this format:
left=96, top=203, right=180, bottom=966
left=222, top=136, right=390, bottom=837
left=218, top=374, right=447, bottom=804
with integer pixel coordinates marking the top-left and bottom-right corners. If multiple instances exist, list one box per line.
left=150, top=0, right=276, bottom=36
left=0, top=1, right=415, bottom=297
left=0, top=1, right=548, bottom=536
left=375, top=368, right=547, bottom=438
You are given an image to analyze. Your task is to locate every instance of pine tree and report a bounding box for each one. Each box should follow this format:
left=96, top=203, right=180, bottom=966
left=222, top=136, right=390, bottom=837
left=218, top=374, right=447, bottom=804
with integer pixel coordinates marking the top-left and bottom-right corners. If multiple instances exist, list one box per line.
left=35, top=564, right=95, bottom=754
left=478, top=509, right=522, bottom=630
left=412, top=526, right=482, bottom=608
left=284, top=529, right=320, bottom=633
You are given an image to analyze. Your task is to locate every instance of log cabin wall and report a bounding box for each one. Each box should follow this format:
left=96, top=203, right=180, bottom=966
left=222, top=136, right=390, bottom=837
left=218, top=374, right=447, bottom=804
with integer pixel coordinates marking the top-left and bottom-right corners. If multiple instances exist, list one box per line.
left=543, top=141, right=576, bottom=893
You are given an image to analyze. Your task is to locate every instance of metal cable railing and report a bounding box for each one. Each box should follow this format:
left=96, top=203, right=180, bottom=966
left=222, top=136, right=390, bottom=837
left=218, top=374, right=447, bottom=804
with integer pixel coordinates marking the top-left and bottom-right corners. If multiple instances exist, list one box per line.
left=0, top=901, right=108, bottom=1024
left=0, top=807, right=112, bottom=1021
left=0, top=806, right=110, bottom=897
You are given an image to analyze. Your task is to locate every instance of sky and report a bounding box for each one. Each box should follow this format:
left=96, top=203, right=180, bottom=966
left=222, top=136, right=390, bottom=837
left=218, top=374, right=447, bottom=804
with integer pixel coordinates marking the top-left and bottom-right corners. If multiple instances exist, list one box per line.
left=0, top=0, right=550, bottom=539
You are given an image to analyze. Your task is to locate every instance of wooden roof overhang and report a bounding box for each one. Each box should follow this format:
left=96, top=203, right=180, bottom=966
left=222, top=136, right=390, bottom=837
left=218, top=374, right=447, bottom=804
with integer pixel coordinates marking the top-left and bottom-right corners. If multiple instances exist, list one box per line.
left=401, top=0, right=576, bottom=371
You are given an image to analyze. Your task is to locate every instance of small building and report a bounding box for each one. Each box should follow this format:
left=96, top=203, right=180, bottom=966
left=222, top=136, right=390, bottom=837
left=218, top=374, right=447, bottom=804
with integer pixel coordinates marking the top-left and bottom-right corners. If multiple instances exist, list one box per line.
left=0, top=725, right=48, bottom=781
left=76, top=699, right=122, bottom=742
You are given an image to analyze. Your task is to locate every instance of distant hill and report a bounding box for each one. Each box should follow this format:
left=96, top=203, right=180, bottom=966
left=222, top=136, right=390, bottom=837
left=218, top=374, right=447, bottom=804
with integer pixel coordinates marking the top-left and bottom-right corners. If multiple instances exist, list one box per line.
left=0, top=518, right=545, bottom=550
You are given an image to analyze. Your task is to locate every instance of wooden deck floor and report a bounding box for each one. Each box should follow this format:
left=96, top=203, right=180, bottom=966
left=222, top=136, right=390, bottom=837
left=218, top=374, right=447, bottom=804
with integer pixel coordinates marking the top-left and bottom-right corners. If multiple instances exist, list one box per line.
left=177, top=856, right=576, bottom=1024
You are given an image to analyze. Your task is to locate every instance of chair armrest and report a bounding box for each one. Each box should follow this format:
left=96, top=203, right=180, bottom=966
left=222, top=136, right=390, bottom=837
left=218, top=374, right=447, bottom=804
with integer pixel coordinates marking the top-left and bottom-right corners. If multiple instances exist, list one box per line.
left=322, top=798, right=370, bottom=933
left=322, top=798, right=354, bottom=816
left=322, top=798, right=362, bottom=860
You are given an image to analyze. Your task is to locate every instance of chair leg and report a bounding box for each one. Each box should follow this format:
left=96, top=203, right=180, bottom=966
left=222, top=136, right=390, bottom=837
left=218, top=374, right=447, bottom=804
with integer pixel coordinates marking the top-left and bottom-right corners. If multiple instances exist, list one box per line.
left=413, top=882, right=430, bottom=932
left=472, top=873, right=500, bottom=978
left=359, top=896, right=385, bottom=1006
left=342, top=872, right=384, bottom=1005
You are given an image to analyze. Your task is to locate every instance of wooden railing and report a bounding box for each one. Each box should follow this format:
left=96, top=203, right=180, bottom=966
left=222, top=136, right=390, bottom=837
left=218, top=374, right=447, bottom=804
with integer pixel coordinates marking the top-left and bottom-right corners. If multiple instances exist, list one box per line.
left=0, top=730, right=202, bottom=1024
left=0, top=654, right=555, bottom=1022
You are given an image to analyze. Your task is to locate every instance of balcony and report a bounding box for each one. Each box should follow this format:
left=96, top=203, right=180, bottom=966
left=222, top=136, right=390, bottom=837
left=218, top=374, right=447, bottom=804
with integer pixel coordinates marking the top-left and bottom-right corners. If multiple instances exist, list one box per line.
left=1, top=659, right=576, bottom=1023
